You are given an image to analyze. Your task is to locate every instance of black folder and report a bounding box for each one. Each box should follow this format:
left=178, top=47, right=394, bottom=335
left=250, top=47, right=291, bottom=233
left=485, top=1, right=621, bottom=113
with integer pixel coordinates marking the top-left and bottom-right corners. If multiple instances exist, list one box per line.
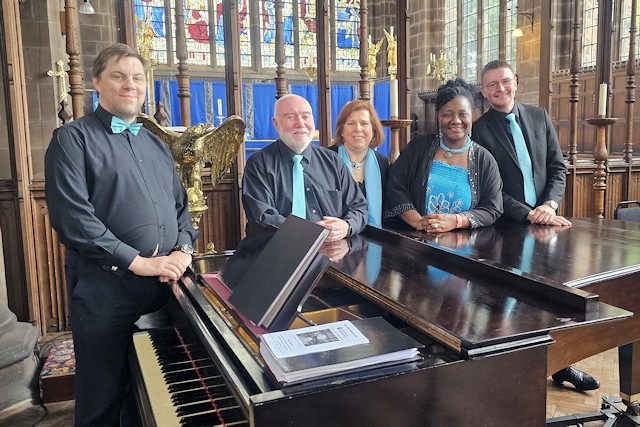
left=228, top=215, right=330, bottom=330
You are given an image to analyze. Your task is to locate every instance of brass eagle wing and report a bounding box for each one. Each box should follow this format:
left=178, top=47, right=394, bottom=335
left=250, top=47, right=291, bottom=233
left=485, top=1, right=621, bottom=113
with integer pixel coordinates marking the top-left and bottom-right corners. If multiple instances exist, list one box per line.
left=201, top=115, right=245, bottom=187
left=137, top=114, right=183, bottom=162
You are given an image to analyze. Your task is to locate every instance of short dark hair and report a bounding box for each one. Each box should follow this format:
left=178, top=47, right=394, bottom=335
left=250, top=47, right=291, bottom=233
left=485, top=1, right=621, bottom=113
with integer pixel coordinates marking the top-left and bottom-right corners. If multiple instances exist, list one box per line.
left=333, top=100, right=385, bottom=148
left=92, top=43, right=148, bottom=80
left=435, top=78, right=478, bottom=111
left=480, top=60, right=515, bottom=83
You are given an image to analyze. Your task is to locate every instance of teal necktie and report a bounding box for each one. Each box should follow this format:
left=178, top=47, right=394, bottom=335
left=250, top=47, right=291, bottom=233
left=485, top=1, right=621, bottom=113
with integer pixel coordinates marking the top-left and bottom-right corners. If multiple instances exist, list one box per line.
left=506, top=113, right=536, bottom=206
left=291, top=155, right=306, bottom=218
left=111, top=116, right=142, bottom=136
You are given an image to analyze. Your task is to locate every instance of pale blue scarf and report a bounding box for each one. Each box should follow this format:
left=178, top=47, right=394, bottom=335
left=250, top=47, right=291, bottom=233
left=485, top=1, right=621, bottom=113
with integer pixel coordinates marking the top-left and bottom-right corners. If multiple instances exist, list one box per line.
left=338, top=145, right=382, bottom=226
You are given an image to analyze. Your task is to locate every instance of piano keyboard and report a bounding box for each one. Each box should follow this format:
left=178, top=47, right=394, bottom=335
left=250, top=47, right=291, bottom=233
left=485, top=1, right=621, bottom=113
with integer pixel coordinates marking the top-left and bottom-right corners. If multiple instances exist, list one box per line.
left=132, top=328, right=249, bottom=427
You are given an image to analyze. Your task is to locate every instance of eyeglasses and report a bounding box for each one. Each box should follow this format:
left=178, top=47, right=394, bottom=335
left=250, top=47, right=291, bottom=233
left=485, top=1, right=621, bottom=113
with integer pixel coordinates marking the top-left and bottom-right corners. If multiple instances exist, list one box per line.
left=484, top=78, right=515, bottom=91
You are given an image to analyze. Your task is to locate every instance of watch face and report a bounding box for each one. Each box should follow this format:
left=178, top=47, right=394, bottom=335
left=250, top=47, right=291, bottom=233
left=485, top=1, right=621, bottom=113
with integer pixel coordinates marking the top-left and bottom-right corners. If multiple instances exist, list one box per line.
left=179, top=244, right=194, bottom=254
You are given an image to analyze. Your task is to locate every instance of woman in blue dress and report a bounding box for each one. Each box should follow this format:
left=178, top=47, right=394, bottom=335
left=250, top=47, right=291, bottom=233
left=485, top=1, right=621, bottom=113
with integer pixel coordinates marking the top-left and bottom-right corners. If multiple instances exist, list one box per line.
left=384, top=78, right=503, bottom=232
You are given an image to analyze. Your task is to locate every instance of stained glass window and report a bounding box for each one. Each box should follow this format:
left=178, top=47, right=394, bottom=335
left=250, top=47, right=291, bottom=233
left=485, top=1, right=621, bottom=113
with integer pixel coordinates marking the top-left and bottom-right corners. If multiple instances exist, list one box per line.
left=259, top=1, right=295, bottom=69
left=133, top=0, right=168, bottom=65
left=299, top=0, right=317, bottom=69
left=335, top=0, right=361, bottom=71
left=133, top=1, right=359, bottom=74
left=183, top=0, right=211, bottom=65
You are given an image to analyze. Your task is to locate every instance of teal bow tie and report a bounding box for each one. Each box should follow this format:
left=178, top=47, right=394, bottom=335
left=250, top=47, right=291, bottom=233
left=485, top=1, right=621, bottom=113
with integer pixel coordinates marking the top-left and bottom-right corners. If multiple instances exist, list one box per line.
left=111, top=116, right=142, bottom=136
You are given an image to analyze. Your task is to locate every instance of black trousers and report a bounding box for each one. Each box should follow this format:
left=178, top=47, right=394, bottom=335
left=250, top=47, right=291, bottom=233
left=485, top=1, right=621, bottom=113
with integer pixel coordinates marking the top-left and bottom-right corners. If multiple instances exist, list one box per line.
left=65, top=251, right=171, bottom=427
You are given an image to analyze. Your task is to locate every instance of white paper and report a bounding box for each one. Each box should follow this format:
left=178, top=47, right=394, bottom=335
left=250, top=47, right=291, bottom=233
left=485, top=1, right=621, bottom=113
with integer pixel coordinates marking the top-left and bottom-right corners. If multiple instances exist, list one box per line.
left=262, top=320, right=369, bottom=359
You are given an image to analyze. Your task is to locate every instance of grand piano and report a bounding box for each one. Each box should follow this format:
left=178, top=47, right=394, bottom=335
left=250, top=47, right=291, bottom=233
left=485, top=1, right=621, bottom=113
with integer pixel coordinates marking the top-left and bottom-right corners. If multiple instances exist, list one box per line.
left=130, top=218, right=640, bottom=426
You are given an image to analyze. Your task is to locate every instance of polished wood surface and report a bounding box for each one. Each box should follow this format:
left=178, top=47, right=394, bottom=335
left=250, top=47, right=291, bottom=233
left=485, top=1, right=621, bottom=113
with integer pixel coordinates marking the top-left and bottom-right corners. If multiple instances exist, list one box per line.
left=390, top=218, right=640, bottom=396
left=329, top=225, right=629, bottom=356
left=174, top=272, right=550, bottom=426
left=152, top=219, right=634, bottom=426
left=1, top=347, right=621, bottom=427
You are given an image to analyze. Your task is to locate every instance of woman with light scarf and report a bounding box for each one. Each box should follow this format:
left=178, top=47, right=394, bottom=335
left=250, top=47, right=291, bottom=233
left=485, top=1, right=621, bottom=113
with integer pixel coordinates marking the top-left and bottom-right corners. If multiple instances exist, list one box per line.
left=328, top=100, right=389, bottom=227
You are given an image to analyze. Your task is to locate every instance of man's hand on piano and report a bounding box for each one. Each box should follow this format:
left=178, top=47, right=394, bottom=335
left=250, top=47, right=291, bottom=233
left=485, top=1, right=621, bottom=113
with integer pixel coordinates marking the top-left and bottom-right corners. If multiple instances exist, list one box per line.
left=319, top=240, right=349, bottom=262
left=129, top=253, right=191, bottom=282
left=527, top=205, right=572, bottom=226
left=317, top=216, right=350, bottom=242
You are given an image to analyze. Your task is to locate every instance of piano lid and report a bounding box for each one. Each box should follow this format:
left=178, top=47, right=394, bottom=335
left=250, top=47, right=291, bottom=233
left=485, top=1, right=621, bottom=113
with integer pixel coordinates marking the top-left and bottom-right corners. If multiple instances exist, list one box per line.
left=327, top=225, right=630, bottom=356
left=408, top=218, right=640, bottom=288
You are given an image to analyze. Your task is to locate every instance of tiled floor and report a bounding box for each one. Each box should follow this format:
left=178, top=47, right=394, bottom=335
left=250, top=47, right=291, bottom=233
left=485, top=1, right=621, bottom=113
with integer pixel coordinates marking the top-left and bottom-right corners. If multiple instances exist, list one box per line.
left=0, top=347, right=627, bottom=426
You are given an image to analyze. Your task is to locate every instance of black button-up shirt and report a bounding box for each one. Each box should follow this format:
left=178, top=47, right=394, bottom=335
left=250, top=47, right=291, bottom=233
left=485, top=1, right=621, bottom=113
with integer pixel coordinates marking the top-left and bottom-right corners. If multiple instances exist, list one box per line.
left=242, top=139, right=368, bottom=235
left=45, top=105, right=197, bottom=275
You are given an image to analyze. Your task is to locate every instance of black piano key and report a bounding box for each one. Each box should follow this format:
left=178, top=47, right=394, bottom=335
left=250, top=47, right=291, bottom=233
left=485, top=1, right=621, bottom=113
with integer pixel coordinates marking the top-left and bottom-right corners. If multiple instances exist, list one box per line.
left=164, top=366, right=220, bottom=384
left=138, top=327, right=248, bottom=426
left=180, top=406, right=249, bottom=427
left=160, top=357, right=210, bottom=373
left=167, top=375, right=226, bottom=394
left=176, top=396, right=241, bottom=417
left=156, top=346, right=210, bottom=364
left=177, top=401, right=226, bottom=417
left=171, top=384, right=231, bottom=405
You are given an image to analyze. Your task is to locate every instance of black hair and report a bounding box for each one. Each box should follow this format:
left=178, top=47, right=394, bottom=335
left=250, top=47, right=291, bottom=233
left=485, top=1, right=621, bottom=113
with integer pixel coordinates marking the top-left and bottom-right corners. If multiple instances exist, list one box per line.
left=435, top=78, right=478, bottom=111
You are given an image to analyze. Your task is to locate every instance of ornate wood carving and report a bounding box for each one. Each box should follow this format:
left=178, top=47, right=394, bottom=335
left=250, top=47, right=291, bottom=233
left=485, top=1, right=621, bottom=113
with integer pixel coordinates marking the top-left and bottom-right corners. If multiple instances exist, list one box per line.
left=623, top=0, right=637, bottom=165
left=316, top=0, right=331, bottom=147
left=222, top=0, right=245, bottom=238
left=568, top=0, right=582, bottom=163
left=358, top=0, right=369, bottom=101
left=274, top=0, right=287, bottom=98
left=64, top=0, right=85, bottom=119
left=175, top=0, right=191, bottom=126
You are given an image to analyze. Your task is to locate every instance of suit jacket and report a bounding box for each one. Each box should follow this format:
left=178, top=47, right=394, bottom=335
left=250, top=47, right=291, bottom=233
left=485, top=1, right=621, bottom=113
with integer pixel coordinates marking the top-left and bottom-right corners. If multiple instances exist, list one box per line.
left=472, top=101, right=566, bottom=223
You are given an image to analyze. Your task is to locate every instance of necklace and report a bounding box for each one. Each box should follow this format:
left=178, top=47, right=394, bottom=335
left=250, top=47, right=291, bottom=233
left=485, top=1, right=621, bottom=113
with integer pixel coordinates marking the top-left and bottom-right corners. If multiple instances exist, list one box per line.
left=439, top=136, right=472, bottom=159
left=351, top=156, right=367, bottom=170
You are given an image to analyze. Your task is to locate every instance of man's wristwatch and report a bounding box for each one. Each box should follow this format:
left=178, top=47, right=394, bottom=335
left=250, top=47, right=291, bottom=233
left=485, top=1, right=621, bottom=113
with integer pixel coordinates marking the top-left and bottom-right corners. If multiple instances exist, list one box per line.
left=544, top=200, right=559, bottom=211
left=172, top=244, right=194, bottom=255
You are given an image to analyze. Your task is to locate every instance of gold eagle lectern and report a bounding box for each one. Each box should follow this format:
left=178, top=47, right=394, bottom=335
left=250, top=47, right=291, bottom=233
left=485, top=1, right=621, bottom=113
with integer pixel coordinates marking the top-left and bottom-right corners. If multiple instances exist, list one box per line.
left=138, top=115, right=245, bottom=236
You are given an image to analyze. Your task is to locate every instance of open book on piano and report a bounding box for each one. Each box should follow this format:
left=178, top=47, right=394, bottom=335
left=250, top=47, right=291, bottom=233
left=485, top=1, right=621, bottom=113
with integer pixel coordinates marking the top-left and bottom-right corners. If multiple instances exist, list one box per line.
left=260, top=317, right=423, bottom=385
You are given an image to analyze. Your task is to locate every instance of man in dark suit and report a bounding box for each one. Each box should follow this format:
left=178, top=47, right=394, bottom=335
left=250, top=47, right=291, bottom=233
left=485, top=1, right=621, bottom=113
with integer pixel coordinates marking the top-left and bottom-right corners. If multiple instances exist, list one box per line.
left=472, top=60, right=571, bottom=226
left=472, top=59, right=598, bottom=391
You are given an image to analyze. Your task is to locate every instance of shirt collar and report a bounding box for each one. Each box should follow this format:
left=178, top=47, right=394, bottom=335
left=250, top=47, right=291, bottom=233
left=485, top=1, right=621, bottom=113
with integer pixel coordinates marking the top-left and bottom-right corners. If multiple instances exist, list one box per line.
left=276, top=139, right=314, bottom=162
left=94, top=104, right=140, bottom=135
left=491, top=103, right=520, bottom=121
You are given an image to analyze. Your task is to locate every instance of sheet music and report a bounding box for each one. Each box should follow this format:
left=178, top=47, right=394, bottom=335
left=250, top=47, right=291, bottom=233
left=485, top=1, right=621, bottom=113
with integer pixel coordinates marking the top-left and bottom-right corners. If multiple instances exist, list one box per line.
left=262, top=320, right=369, bottom=359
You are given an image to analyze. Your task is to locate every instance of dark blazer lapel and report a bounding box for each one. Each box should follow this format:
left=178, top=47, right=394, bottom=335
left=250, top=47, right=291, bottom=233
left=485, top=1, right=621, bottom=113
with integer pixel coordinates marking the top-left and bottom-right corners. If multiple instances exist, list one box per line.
left=517, top=102, right=536, bottom=152
left=486, top=109, right=520, bottom=166
left=516, top=102, right=545, bottom=191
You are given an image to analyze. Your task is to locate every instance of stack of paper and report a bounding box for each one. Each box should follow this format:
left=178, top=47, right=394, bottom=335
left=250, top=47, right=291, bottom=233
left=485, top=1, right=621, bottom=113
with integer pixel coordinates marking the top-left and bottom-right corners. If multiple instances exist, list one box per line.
left=260, top=317, right=423, bottom=385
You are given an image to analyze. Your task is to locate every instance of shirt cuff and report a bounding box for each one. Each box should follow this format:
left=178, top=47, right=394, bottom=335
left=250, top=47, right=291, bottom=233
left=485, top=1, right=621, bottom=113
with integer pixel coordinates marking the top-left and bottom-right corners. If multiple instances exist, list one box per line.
left=104, top=242, right=139, bottom=276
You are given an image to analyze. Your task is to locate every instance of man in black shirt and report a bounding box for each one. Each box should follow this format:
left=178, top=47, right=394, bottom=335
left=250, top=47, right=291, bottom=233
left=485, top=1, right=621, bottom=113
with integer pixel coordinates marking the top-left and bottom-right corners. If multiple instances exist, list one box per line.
left=45, top=43, right=197, bottom=425
left=242, top=94, right=368, bottom=241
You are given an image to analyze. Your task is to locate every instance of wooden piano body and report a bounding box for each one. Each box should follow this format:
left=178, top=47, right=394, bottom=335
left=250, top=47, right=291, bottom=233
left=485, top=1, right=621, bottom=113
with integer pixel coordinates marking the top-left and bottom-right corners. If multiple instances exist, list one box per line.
left=131, top=218, right=639, bottom=426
